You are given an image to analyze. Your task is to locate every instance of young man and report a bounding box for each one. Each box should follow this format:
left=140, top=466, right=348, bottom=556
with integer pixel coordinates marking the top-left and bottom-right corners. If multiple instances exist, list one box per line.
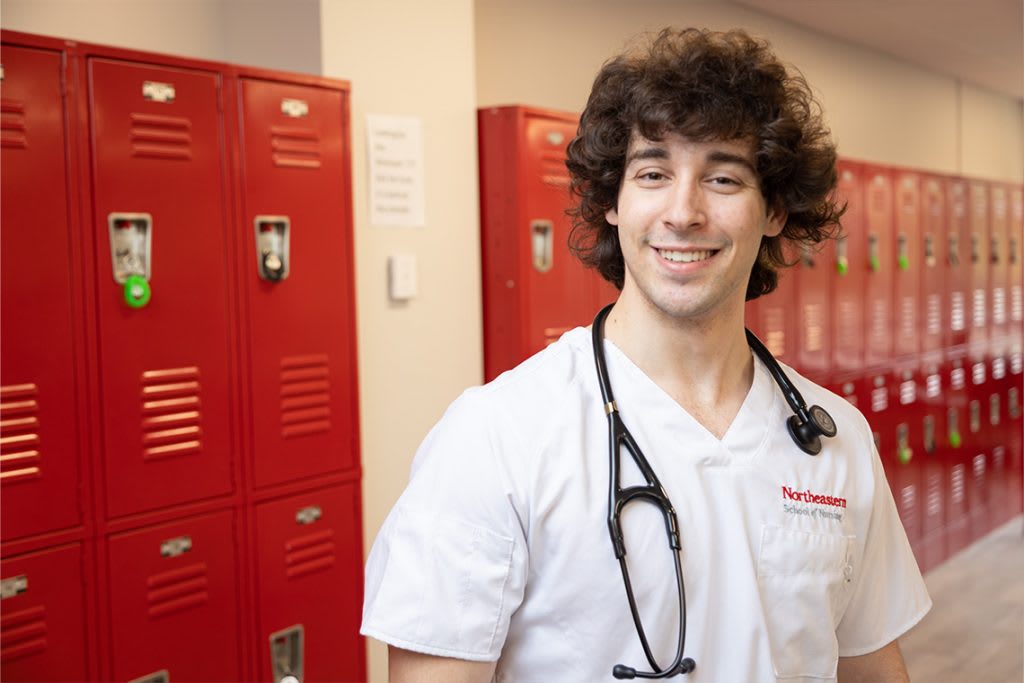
left=362, top=28, right=930, bottom=682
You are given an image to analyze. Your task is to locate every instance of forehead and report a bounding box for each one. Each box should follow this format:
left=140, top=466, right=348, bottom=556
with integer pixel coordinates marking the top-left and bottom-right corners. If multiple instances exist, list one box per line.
left=624, top=132, right=756, bottom=162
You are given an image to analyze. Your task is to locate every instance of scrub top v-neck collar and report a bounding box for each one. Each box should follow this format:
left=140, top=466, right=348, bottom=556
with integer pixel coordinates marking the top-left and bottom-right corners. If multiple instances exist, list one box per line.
left=597, top=334, right=778, bottom=461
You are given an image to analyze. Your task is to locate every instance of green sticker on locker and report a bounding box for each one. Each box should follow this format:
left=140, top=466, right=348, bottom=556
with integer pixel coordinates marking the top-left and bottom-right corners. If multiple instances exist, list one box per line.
left=836, top=259, right=849, bottom=276
left=898, top=254, right=910, bottom=271
left=949, top=429, right=962, bottom=448
left=124, top=274, right=151, bottom=308
left=870, top=255, right=880, bottom=272
left=898, top=446, right=913, bottom=465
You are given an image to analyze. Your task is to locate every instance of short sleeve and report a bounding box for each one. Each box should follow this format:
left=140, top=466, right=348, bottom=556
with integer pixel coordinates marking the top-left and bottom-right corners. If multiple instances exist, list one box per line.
left=360, top=390, right=529, bottom=661
left=836, top=442, right=932, bottom=656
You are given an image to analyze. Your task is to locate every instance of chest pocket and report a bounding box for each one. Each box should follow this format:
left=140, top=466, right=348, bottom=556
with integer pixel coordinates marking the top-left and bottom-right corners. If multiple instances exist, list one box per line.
left=757, top=524, right=855, bottom=680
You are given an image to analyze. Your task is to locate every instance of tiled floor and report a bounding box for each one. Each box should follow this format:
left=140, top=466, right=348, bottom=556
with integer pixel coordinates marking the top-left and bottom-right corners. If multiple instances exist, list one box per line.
left=900, top=515, right=1024, bottom=683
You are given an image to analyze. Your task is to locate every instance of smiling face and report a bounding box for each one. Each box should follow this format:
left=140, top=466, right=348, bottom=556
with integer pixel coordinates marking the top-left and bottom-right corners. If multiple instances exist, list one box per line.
left=605, top=132, right=786, bottom=327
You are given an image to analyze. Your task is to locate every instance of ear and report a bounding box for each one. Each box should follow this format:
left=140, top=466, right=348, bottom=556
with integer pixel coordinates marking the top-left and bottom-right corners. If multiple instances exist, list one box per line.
left=605, top=206, right=619, bottom=226
left=764, top=205, right=786, bottom=237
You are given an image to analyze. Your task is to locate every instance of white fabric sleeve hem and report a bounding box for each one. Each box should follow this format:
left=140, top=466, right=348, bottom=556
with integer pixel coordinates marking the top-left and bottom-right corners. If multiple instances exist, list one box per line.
left=837, top=596, right=932, bottom=658
left=359, top=627, right=500, bottom=663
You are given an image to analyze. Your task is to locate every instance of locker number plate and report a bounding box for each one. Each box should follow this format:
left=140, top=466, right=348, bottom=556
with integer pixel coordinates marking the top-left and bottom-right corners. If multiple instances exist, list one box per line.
left=296, top=505, right=322, bottom=525
left=281, top=98, right=309, bottom=118
left=160, top=535, right=193, bottom=558
left=143, top=81, right=176, bottom=103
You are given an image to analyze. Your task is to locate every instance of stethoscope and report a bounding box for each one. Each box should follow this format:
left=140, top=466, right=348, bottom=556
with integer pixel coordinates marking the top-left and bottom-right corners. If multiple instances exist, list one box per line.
left=591, top=303, right=837, bottom=679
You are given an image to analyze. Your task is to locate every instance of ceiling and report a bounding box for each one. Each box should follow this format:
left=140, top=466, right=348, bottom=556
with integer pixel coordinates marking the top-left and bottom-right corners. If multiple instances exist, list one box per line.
left=732, top=0, right=1023, bottom=99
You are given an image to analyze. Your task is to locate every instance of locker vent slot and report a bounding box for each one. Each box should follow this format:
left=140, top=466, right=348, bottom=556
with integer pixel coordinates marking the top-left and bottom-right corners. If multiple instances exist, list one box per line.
left=141, top=367, right=203, bottom=460
left=146, top=561, right=209, bottom=619
left=0, top=605, right=48, bottom=662
left=270, top=126, right=322, bottom=169
left=0, top=99, right=28, bottom=149
left=280, top=355, right=331, bottom=439
left=130, top=113, right=193, bottom=160
left=539, top=150, right=569, bottom=187
left=284, top=529, right=336, bottom=579
left=0, top=384, right=42, bottom=485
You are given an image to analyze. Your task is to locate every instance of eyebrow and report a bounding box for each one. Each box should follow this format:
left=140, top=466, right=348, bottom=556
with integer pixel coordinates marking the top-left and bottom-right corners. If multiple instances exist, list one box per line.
left=623, top=145, right=758, bottom=176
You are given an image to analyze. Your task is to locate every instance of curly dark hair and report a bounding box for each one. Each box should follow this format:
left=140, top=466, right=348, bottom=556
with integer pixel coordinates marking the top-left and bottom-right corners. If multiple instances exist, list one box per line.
left=566, top=27, right=843, bottom=299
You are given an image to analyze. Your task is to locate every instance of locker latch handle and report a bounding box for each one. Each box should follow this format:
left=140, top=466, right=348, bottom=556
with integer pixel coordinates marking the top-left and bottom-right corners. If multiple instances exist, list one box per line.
left=868, top=234, right=880, bottom=272
left=947, top=408, right=962, bottom=448
left=531, top=220, right=553, bottom=273
left=1010, top=237, right=1019, bottom=265
left=923, top=415, right=935, bottom=454
left=270, top=624, right=304, bottom=683
left=108, top=213, right=154, bottom=308
left=835, top=235, right=849, bottom=276
left=990, top=236, right=1000, bottom=265
left=948, top=233, right=960, bottom=267
left=896, top=423, right=912, bottom=464
left=971, top=233, right=980, bottom=264
left=256, top=216, right=290, bottom=282
left=924, top=234, right=936, bottom=268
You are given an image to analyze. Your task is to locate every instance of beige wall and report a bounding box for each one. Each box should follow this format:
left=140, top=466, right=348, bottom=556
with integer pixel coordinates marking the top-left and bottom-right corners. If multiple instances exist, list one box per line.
left=475, top=0, right=1024, bottom=181
left=0, top=0, right=322, bottom=73
left=318, top=2, right=481, bottom=680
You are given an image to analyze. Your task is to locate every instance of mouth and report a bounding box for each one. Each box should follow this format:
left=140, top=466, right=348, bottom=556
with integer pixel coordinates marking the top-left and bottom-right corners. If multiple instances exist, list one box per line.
left=656, top=248, right=718, bottom=264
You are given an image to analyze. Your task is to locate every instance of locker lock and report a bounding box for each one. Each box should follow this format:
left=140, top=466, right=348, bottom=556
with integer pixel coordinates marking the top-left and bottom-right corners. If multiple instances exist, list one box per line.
left=947, top=407, right=962, bottom=448
left=923, top=415, right=936, bottom=455
left=108, top=213, right=153, bottom=308
left=948, top=233, right=960, bottom=267
left=868, top=234, right=880, bottom=272
left=835, top=235, right=849, bottom=276
left=896, top=423, right=912, bottom=464
left=897, top=234, right=909, bottom=271
left=924, top=234, right=936, bottom=268
left=990, top=236, right=1000, bottom=265
left=255, top=216, right=290, bottom=282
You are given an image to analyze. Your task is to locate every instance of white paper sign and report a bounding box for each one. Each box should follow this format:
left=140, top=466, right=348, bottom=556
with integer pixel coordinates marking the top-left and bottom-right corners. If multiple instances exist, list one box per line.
left=367, top=114, right=425, bottom=227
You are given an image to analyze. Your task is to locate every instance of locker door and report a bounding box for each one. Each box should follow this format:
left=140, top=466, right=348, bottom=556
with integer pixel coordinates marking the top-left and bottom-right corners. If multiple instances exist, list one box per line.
left=863, top=168, right=894, bottom=369
left=0, top=543, right=89, bottom=682
left=107, top=509, right=241, bottom=682
left=254, top=484, right=364, bottom=683
left=989, top=184, right=1010, bottom=355
left=920, top=175, right=946, bottom=357
left=831, top=161, right=866, bottom=375
left=889, top=365, right=923, bottom=563
left=752, top=243, right=798, bottom=367
left=968, top=181, right=990, bottom=361
left=943, top=352, right=971, bottom=556
left=0, top=44, right=84, bottom=540
left=918, top=358, right=945, bottom=571
left=521, top=111, right=597, bottom=351
left=945, top=179, right=970, bottom=351
left=238, top=78, right=358, bottom=488
left=88, top=58, right=234, bottom=518
left=893, top=171, right=921, bottom=360
left=794, top=243, right=831, bottom=383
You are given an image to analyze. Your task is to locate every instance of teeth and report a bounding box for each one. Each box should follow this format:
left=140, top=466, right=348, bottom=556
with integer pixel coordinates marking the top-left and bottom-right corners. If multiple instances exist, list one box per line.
left=659, top=249, right=714, bottom=263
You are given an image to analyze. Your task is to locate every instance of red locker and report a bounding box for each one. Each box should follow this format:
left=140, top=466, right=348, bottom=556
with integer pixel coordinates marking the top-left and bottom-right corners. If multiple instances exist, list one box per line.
left=479, top=106, right=616, bottom=381
left=920, top=175, right=946, bottom=357
left=888, top=363, right=924, bottom=563
left=892, top=170, right=921, bottom=360
left=989, top=184, right=1010, bottom=357
left=751, top=243, right=799, bottom=367
left=945, top=179, right=971, bottom=351
left=831, top=161, right=867, bottom=375
left=918, top=356, right=946, bottom=571
left=87, top=58, right=235, bottom=518
left=967, top=181, right=991, bottom=362
left=0, top=543, right=89, bottom=682
left=1007, top=185, right=1023, bottom=518
left=252, top=484, right=364, bottom=682
left=0, top=43, right=85, bottom=541
left=106, top=509, right=241, bottom=682
left=794, top=244, right=830, bottom=384
left=966, top=359, right=992, bottom=541
left=943, top=352, right=971, bottom=556
left=236, top=75, right=359, bottom=488
left=863, top=167, right=894, bottom=369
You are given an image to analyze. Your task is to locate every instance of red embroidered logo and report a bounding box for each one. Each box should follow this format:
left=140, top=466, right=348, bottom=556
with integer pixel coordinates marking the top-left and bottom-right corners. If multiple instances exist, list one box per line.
left=781, top=485, right=847, bottom=509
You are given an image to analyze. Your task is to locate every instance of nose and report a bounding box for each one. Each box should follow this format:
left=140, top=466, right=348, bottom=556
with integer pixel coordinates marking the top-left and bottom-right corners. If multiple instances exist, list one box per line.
left=663, top=177, right=706, bottom=231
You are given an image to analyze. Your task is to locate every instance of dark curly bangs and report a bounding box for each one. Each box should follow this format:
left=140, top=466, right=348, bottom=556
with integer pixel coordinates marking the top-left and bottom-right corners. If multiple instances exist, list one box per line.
left=566, top=27, right=844, bottom=299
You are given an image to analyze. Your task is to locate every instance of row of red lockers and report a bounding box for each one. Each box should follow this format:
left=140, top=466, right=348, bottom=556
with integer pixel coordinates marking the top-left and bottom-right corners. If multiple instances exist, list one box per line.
left=1, top=31, right=364, bottom=682
left=478, top=106, right=1024, bottom=576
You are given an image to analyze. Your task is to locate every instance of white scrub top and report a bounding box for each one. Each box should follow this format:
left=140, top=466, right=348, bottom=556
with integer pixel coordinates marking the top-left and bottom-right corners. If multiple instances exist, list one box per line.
left=361, top=327, right=931, bottom=682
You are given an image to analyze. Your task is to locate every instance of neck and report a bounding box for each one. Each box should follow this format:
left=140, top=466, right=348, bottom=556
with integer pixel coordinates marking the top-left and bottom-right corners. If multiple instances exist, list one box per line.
left=602, top=288, right=754, bottom=438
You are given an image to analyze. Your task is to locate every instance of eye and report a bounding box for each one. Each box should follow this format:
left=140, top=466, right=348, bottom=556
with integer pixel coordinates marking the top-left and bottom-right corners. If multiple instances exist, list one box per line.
left=638, top=171, right=667, bottom=182
left=709, top=176, right=739, bottom=186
